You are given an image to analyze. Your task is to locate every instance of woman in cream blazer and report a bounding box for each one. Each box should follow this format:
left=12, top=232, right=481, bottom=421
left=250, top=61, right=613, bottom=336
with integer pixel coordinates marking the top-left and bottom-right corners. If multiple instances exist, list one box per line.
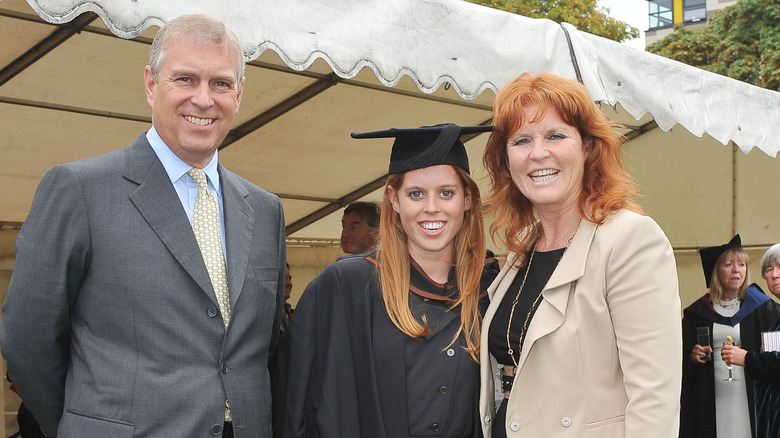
left=479, top=72, right=682, bottom=437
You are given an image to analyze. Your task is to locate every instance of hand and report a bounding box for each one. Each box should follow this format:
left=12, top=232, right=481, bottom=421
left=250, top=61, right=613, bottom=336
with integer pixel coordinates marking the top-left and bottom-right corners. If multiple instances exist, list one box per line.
left=691, top=344, right=713, bottom=364
left=721, top=344, right=747, bottom=367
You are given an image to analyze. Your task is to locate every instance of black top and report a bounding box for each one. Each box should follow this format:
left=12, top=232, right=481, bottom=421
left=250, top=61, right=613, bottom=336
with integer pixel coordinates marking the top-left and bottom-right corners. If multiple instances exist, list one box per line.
left=488, top=248, right=564, bottom=366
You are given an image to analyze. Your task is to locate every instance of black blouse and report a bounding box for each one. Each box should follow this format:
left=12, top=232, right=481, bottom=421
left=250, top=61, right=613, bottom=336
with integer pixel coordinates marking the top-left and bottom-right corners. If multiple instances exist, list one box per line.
left=488, top=248, right=564, bottom=366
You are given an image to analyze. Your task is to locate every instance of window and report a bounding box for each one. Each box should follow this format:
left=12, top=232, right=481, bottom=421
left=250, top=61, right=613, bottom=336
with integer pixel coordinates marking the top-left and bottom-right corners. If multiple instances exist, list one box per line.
left=648, top=0, right=674, bottom=30
left=683, top=0, right=707, bottom=22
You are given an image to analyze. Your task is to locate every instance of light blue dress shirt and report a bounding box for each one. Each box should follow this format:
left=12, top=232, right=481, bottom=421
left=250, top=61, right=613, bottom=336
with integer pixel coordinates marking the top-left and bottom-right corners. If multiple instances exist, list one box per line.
left=145, top=127, right=227, bottom=258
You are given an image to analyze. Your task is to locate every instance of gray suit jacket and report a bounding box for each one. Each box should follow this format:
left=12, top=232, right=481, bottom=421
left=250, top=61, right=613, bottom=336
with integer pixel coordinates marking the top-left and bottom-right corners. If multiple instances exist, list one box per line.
left=1, top=134, right=286, bottom=437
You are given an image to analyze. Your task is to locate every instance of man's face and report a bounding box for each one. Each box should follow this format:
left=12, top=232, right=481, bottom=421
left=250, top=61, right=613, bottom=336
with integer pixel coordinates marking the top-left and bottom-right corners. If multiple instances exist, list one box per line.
left=144, top=38, right=244, bottom=168
left=285, top=266, right=292, bottom=301
left=340, top=211, right=377, bottom=254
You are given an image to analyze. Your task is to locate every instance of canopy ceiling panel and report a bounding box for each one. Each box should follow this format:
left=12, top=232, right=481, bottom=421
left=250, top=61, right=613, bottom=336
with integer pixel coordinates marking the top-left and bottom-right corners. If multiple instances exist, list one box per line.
left=0, top=16, right=53, bottom=65
left=0, top=104, right=148, bottom=222
left=222, top=84, right=491, bottom=195
left=623, top=129, right=737, bottom=248
left=735, top=153, right=780, bottom=244
left=3, top=32, right=150, bottom=117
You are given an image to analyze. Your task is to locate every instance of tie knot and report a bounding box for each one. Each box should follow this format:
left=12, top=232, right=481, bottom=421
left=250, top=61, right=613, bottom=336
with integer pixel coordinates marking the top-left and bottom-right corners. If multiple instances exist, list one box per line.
left=187, top=168, right=209, bottom=190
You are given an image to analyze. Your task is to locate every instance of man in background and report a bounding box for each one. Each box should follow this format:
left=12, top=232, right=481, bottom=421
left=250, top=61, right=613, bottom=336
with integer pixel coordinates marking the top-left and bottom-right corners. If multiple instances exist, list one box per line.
left=340, top=201, right=379, bottom=254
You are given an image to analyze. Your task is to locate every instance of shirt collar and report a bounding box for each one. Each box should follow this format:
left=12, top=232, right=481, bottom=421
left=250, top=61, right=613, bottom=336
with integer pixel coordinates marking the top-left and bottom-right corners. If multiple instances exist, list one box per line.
left=146, top=126, right=221, bottom=194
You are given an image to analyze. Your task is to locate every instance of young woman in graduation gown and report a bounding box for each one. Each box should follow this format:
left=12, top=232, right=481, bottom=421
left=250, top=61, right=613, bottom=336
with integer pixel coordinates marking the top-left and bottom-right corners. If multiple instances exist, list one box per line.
left=279, top=123, right=495, bottom=438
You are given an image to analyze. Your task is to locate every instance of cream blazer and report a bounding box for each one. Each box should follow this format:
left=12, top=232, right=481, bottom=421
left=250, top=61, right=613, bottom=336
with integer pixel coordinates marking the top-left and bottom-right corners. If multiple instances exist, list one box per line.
left=479, top=210, right=682, bottom=437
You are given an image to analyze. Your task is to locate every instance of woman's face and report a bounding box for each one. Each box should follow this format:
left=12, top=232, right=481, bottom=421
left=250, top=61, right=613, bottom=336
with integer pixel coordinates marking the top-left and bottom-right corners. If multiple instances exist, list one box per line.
left=387, top=165, right=472, bottom=263
left=718, top=253, right=747, bottom=294
left=765, top=261, right=780, bottom=298
left=505, top=104, right=587, bottom=214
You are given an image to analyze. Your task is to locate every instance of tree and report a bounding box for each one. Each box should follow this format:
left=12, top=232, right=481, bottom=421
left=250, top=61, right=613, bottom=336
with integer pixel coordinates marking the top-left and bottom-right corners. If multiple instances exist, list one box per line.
left=467, top=0, right=639, bottom=43
left=647, top=0, right=780, bottom=91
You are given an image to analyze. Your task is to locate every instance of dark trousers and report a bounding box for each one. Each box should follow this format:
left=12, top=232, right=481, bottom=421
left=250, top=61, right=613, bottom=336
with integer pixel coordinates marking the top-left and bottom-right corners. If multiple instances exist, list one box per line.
left=492, top=398, right=508, bottom=438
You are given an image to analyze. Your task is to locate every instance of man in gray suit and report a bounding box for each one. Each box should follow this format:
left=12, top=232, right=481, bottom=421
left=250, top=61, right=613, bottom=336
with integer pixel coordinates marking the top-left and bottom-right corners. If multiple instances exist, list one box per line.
left=0, top=14, right=285, bottom=438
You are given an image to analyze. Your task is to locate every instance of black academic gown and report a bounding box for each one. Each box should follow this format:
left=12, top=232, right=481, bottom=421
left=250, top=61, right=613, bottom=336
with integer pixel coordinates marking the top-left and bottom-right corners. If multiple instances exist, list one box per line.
left=744, top=316, right=780, bottom=438
left=278, top=252, right=491, bottom=438
left=679, top=284, right=780, bottom=438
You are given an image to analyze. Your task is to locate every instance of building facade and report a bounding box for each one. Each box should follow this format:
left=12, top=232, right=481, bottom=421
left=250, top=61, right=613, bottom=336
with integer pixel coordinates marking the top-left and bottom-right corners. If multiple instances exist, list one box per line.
left=646, top=0, right=738, bottom=45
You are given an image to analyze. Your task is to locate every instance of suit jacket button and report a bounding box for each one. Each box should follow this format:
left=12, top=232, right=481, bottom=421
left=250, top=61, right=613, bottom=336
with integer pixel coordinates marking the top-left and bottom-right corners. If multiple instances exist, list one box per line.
left=561, top=417, right=572, bottom=427
left=431, top=423, right=440, bottom=431
left=221, top=362, right=228, bottom=374
left=439, top=385, right=448, bottom=394
left=210, top=424, right=222, bottom=435
left=207, top=307, right=218, bottom=317
left=446, top=348, right=455, bottom=357
left=510, top=421, right=520, bottom=431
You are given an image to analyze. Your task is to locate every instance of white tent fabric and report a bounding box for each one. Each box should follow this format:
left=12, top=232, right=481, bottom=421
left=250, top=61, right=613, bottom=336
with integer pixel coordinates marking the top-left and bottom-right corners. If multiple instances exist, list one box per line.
left=27, top=0, right=780, bottom=156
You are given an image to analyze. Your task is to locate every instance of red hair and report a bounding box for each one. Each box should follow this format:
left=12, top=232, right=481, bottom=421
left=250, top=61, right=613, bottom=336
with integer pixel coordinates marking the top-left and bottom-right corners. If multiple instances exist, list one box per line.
left=483, top=72, right=641, bottom=258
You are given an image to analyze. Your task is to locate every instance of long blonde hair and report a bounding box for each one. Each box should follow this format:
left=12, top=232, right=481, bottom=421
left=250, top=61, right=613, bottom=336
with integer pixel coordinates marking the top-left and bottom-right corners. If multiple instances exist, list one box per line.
left=376, top=165, right=486, bottom=361
left=709, top=248, right=750, bottom=302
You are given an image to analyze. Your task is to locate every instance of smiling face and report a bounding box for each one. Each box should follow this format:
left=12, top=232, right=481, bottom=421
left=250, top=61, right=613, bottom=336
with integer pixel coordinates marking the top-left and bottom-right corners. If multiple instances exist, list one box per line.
left=386, top=165, right=472, bottom=263
left=506, top=105, right=587, bottom=216
left=717, top=252, right=747, bottom=295
left=144, top=38, right=244, bottom=168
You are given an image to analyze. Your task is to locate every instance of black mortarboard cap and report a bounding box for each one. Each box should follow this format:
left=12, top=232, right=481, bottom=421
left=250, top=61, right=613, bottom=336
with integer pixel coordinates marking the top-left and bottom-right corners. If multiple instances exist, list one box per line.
left=699, top=234, right=742, bottom=288
left=351, top=123, right=493, bottom=174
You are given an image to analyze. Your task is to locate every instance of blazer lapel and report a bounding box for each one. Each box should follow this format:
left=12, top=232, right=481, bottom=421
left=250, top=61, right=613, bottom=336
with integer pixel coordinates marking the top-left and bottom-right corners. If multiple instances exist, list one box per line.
left=220, top=166, right=253, bottom=308
left=124, top=137, right=215, bottom=300
left=517, top=219, right=595, bottom=370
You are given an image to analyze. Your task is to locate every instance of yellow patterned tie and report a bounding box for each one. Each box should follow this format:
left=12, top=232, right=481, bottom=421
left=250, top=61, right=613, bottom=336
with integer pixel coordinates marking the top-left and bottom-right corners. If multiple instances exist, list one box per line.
left=188, top=168, right=230, bottom=327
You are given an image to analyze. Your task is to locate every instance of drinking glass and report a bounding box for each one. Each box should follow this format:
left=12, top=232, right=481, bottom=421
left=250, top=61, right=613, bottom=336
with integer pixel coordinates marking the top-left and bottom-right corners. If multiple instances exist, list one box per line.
left=723, top=336, right=737, bottom=381
left=696, top=327, right=711, bottom=361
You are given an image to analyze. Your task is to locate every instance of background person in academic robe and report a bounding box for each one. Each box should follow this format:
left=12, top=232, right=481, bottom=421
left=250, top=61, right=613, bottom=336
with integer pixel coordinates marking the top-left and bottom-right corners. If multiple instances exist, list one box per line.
left=279, top=123, right=493, bottom=437
left=478, top=72, right=682, bottom=438
left=680, top=235, right=780, bottom=438
left=0, top=14, right=286, bottom=437
left=721, top=243, right=780, bottom=438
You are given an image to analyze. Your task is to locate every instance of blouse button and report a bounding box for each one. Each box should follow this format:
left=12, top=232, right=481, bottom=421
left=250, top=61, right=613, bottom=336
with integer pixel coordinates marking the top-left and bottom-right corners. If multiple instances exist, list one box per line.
left=485, top=416, right=492, bottom=425
left=510, top=421, right=520, bottom=431
left=561, top=417, right=572, bottom=427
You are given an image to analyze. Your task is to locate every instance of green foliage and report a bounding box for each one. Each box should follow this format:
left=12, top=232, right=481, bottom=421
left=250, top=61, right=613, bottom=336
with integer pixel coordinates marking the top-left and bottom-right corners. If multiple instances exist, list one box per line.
left=647, top=0, right=780, bottom=91
left=468, top=0, right=639, bottom=43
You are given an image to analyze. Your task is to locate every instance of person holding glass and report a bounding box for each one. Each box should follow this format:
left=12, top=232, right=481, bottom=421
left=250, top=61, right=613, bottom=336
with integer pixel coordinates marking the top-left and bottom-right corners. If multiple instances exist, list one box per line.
left=720, top=243, right=780, bottom=438
left=680, top=235, right=780, bottom=438
left=477, top=72, right=682, bottom=437
left=279, top=123, right=494, bottom=437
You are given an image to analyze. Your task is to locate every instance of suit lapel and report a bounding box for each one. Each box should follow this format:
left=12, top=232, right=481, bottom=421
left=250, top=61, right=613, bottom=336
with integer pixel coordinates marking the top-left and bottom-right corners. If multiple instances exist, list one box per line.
left=517, top=219, right=595, bottom=370
left=124, top=137, right=215, bottom=301
left=220, top=166, right=253, bottom=307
